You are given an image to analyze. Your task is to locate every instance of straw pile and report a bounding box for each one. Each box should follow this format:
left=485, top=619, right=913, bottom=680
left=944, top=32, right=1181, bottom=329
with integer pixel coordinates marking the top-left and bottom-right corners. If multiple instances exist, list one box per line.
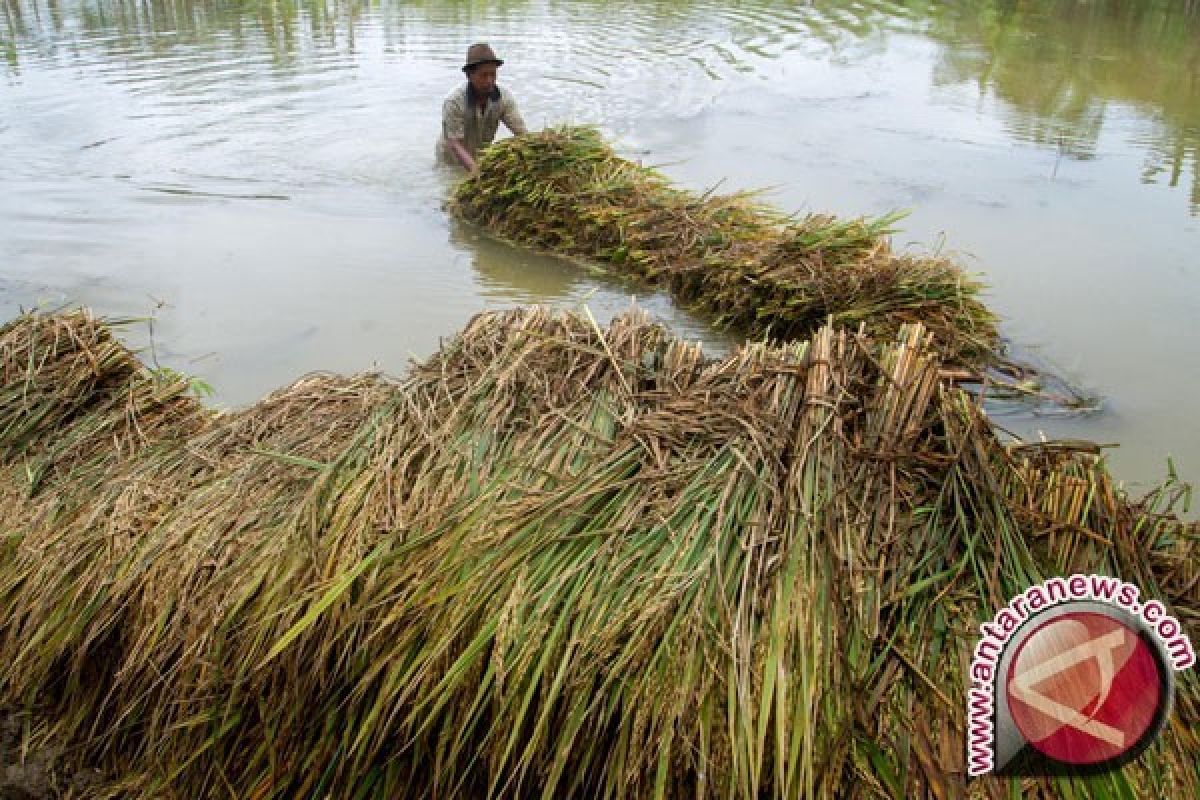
left=448, top=127, right=1001, bottom=370
left=0, top=308, right=1196, bottom=799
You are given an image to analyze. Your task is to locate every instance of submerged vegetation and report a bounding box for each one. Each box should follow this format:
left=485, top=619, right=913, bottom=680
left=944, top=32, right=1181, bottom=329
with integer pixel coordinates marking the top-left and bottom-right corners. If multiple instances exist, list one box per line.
left=0, top=308, right=1195, bottom=798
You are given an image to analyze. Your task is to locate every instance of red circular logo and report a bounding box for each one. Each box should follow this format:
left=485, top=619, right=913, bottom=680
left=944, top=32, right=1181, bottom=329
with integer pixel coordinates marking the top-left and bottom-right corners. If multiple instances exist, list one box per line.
left=1006, top=611, right=1164, bottom=766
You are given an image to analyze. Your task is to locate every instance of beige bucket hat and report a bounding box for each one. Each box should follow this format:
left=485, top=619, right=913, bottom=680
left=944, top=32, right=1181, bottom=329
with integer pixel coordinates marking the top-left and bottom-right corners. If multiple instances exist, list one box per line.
left=463, top=42, right=504, bottom=72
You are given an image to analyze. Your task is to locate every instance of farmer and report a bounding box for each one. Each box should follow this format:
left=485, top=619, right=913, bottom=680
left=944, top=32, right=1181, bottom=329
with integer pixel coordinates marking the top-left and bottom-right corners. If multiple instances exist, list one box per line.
left=437, top=43, right=528, bottom=172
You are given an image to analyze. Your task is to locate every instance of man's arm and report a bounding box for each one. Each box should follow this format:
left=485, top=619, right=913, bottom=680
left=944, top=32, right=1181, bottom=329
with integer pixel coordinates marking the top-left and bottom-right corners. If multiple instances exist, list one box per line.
left=442, top=93, right=476, bottom=172
left=501, top=92, right=528, bottom=136
left=448, top=138, right=477, bottom=172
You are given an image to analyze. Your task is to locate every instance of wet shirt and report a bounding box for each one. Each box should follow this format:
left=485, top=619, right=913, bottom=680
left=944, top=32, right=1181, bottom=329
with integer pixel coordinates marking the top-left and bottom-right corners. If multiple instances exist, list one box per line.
left=438, top=84, right=527, bottom=166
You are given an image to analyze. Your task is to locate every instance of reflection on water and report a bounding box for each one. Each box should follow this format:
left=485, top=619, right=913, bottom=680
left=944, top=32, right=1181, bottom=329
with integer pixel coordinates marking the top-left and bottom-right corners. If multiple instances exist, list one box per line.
left=448, top=219, right=583, bottom=303
left=1, top=0, right=1198, bottom=489
left=448, top=218, right=735, bottom=354
left=923, top=0, right=1200, bottom=213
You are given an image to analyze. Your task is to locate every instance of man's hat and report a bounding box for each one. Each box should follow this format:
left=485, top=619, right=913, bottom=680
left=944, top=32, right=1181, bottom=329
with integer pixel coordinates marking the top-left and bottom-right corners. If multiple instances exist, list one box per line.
left=463, top=42, right=504, bottom=72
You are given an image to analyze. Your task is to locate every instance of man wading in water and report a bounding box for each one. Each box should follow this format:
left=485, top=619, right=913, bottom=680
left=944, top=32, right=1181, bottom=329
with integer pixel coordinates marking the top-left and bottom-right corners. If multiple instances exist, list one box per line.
left=438, top=43, right=528, bottom=172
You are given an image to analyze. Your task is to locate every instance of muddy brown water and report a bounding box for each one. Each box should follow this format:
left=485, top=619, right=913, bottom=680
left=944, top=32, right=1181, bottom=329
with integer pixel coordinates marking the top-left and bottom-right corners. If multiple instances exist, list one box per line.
left=2, top=0, right=1198, bottom=497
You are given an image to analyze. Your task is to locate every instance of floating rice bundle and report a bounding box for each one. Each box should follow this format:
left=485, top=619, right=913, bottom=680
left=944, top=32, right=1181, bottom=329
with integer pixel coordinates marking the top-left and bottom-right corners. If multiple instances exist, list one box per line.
left=0, top=308, right=1196, bottom=799
left=449, top=126, right=1002, bottom=371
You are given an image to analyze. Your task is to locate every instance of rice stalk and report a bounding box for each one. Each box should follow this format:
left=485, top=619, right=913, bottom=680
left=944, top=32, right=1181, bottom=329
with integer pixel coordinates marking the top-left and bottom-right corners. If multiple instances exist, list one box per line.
left=448, top=127, right=1000, bottom=371
left=0, top=307, right=1194, bottom=799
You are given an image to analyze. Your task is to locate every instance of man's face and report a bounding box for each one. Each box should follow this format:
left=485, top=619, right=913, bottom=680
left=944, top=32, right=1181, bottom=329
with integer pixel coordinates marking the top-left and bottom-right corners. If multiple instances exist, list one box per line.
left=468, top=63, right=498, bottom=96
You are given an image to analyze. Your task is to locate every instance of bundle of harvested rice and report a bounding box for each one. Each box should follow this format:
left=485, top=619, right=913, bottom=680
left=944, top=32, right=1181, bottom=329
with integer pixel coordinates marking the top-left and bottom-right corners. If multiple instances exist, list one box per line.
left=0, top=308, right=1195, bottom=799
left=448, top=126, right=1001, bottom=371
